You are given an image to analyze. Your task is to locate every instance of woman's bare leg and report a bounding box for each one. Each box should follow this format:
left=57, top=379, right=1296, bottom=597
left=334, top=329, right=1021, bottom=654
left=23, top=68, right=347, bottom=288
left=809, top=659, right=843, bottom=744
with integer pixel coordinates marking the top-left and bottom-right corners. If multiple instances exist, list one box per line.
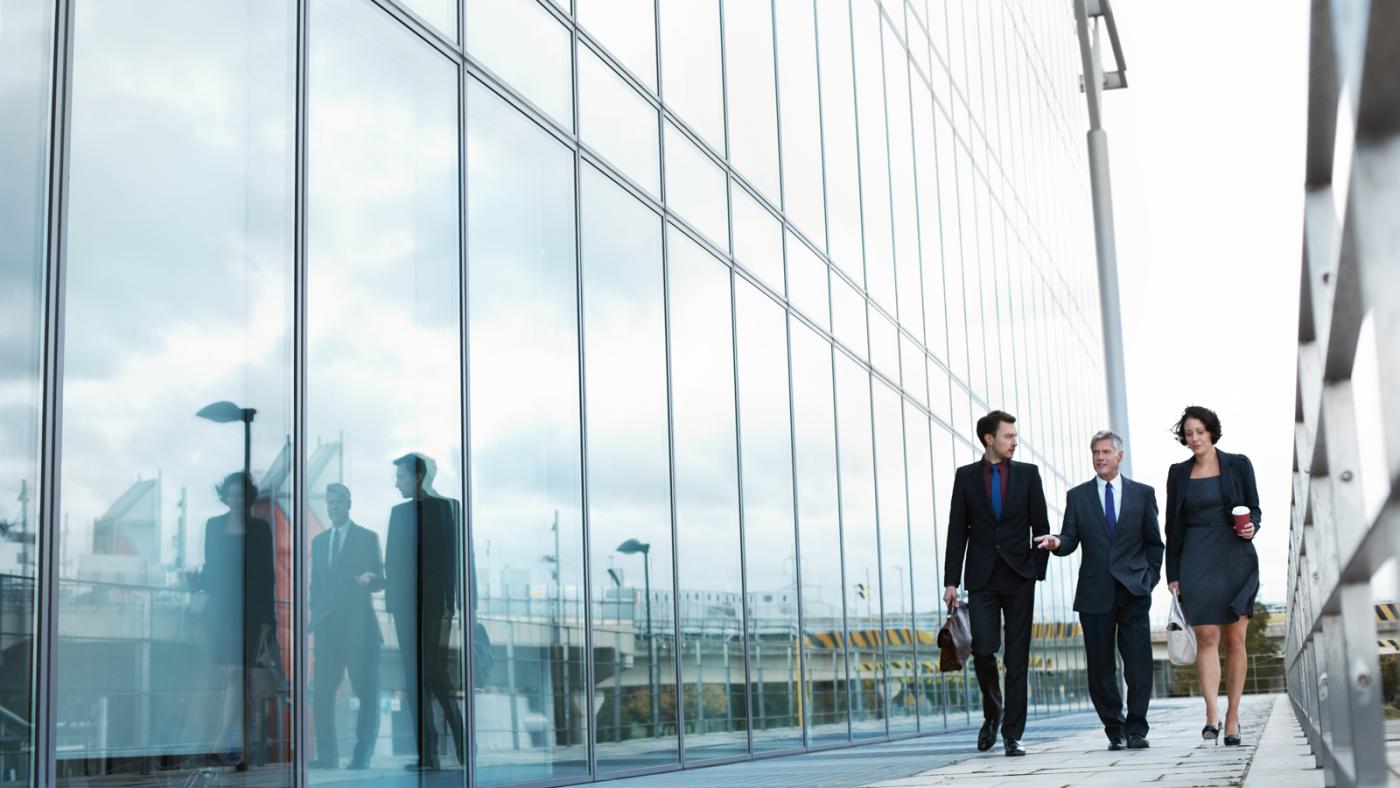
left=1195, top=625, right=1222, bottom=726
left=1222, top=617, right=1250, bottom=734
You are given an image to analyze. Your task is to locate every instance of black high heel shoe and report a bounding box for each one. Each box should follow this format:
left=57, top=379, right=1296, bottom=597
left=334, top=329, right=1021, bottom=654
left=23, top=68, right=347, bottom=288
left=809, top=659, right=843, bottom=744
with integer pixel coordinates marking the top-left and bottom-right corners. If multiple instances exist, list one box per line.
left=1201, top=723, right=1220, bottom=744
left=1223, top=726, right=1241, bottom=746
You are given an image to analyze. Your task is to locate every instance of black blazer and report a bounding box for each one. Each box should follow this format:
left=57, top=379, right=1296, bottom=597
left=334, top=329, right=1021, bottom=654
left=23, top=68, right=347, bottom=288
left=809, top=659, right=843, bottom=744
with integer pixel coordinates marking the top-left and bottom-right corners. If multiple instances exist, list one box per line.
left=1164, top=449, right=1261, bottom=583
left=385, top=494, right=462, bottom=618
left=943, top=460, right=1051, bottom=591
left=1053, top=477, right=1164, bottom=613
left=309, top=522, right=385, bottom=644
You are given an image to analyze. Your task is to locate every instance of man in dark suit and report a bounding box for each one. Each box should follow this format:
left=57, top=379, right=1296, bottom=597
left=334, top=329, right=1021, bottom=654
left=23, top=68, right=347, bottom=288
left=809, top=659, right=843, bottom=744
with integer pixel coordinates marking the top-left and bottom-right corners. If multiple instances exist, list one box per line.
left=385, top=453, right=465, bottom=771
left=1036, top=431, right=1163, bottom=750
left=943, top=411, right=1049, bottom=757
left=309, top=483, right=384, bottom=769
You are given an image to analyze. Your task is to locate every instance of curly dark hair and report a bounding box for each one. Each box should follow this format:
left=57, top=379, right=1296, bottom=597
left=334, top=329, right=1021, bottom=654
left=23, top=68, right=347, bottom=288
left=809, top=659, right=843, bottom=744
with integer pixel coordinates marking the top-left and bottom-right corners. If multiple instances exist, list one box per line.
left=1172, top=405, right=1221, bottom=446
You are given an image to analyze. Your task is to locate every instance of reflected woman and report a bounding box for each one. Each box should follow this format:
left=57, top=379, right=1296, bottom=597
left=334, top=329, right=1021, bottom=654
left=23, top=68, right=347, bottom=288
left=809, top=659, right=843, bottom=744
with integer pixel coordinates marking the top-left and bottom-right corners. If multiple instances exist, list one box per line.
left=1164, top=406, right=1261, bottom=746
left=203, top=472, right=277, bottom=769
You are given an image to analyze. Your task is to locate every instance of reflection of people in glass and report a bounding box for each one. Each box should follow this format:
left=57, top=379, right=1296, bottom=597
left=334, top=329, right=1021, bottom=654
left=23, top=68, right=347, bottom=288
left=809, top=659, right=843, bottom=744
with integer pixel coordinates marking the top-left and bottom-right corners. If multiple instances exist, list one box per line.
left=309, top=483, right=384, bottom=769
left=202, top=472, right=276, bottom=769
left=385, top=453, right=465, bottom=771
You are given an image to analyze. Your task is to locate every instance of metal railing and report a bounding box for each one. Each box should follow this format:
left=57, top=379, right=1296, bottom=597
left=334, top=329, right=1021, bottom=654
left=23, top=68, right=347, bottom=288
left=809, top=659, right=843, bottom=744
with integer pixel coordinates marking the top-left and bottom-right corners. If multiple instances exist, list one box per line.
left=1286, top=2, right=1400, bottom=786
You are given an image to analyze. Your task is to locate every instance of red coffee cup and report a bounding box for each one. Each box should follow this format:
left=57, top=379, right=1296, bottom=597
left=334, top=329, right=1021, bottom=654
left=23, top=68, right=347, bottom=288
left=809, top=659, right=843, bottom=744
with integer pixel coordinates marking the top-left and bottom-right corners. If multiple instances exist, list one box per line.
left=1231, top=506, right=1252, bottom=535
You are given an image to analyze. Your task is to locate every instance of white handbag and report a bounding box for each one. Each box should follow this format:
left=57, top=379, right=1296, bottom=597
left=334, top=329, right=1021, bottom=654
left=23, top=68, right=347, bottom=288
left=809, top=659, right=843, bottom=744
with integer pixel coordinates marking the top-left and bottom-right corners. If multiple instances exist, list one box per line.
left=1167, top=590, right=1197, bottom=666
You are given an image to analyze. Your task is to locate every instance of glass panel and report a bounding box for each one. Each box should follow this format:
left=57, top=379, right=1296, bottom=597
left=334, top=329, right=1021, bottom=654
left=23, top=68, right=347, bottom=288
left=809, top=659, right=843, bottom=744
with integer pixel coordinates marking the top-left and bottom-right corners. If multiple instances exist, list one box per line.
left=789, top=321, right=848, bottom=745
left=930, top=425, right=970, bottom=723
left=903, top=405, right=943, bottom=731
left=940, top=120, right=968, bottom=383
left=467, top=0, right=573, bottom=130
left=730, top=183, right=783, bottom=293
left=913, top=86, right=949, bottom=363
left=869, top=310, right=900, bottom=383
left=580, top=46, right=661, bottom=197
left=723, top=0, right=781, bottom=203
left=928, top=359, right=952, bottom=427
left=785, top=233, right=829, bottom=331
left=307, top=0, right=463, bottom=778
left=851, top=0, right=894, bottom=311
left=666, top=228, right=747, bottom=760
left=57, top=1, right=294, bottom=782
left=0, top=1, right=50, bottom=783
left=815, top=0, right=862, bottom=281
left=734, top=282, right=801, bottom=753
left=834, top=354, right=885, bottom=740
left=577, top=0, right=657, bottom=91
left=466, top=79, right=589, bottom=785
left=831, top=275, right=868, bottom=362
left=773, top=0, right=826, bottom=246
left=664, top=123, right=728, bottom=250
left=580, top=165, right=681, bottom=771
left=884, top=19, right=924, bottom=342
left=659, top=0, right=724, bottom=152
left=900, top=333, right=927, bottom=407
left=402, top=0, right=456, bottom=42
left=872, top=382, right=914, bottom=733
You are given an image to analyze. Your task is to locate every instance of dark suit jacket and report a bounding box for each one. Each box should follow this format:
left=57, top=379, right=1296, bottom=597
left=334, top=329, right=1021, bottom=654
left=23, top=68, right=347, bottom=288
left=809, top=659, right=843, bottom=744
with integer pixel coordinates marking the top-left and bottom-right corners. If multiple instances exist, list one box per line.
left=944, top=460, right=1051, bottom=591
left=1053, top=477, right=1164, bottom=613
left=310, top=522, right=385, bottom=645
left=1164, top=449, right=1261, bottom=583
left=385, top=494, right=462, bottom=619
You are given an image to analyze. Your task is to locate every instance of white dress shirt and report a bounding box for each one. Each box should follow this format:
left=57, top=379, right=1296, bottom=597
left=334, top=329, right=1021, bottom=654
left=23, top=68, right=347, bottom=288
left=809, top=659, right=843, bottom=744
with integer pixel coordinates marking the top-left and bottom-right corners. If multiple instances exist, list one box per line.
left=1096, top=473, right=1123, bottom=516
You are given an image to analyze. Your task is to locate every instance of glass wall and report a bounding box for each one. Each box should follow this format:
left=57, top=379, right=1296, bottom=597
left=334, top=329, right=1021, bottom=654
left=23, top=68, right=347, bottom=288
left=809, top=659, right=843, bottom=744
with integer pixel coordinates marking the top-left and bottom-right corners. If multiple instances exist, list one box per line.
left=10, top=0, right=1106, bottom=783
left=0, top=2, right=51, bottom=784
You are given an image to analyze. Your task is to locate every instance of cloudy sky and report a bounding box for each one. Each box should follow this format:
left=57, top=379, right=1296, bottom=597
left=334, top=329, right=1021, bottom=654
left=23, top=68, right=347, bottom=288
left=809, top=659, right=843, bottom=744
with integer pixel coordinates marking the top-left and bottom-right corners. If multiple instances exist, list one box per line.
left=1108, top=0, right=1310, bottom=609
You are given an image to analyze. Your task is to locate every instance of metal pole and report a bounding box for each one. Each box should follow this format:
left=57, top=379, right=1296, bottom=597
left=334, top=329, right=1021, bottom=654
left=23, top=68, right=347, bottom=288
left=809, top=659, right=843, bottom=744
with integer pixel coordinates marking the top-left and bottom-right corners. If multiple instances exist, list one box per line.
left=1072, top=0, right=1132, bottom=475
left=644, top=550, right=657, bottom=739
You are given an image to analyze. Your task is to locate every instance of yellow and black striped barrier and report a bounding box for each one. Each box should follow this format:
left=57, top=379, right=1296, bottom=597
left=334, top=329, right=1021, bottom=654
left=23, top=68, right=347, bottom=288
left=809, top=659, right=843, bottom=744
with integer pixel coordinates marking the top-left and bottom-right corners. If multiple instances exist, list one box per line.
left=804, top=624, right=1083, bottom=649
left=1375, top=603, right=1398, bottom=622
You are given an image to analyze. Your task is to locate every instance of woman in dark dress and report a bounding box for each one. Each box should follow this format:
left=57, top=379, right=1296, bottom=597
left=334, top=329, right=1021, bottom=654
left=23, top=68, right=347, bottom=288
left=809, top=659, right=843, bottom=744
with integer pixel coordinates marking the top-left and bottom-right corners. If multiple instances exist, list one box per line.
left=202, top=472, right=277, bottom=768
left=1164, top=406, right=1261, bottom=746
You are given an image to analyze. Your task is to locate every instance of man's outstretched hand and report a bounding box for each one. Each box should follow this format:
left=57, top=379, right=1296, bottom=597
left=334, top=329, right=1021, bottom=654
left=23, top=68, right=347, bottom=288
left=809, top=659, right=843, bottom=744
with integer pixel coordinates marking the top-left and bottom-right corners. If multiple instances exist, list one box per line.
left=1034, top=534, right=1061, bottom=551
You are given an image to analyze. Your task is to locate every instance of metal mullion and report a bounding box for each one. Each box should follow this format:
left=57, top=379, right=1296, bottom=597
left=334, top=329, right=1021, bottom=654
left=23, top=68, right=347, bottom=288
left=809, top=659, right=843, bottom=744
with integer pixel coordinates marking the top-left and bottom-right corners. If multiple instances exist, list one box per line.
left=782, top=306, right=811, bottom=750
left=827, top=327, right=854, bottom=744
left=363, top=0, right=463, bottom=63
left=34, top=0, right=74, bottom=784
left=456, top=21, right=475, bottom=788
left=567, top=9, right=599, bottom=780
left=728, top=266, right=756, bottom=759
left=652, top=0, right=688, bottom=767
left=292, top=0, right=310, bottom=782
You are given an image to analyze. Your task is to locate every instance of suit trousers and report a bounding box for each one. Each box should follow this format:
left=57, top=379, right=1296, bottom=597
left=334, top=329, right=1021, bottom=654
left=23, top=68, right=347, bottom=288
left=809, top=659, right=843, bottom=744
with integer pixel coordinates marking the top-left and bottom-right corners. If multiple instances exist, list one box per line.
left=1079, top=580, right=1153, bottom=738
left=312, top=625, right=380, bottom=764
left=968, top=558, right=1035, bottom=740
left=395, top=611, right=466, bottom=767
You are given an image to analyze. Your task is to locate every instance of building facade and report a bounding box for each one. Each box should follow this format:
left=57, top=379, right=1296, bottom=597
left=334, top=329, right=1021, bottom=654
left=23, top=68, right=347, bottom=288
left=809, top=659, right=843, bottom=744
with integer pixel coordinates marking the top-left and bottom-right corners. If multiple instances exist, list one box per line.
left=0, top=0, right=1109, bottom=784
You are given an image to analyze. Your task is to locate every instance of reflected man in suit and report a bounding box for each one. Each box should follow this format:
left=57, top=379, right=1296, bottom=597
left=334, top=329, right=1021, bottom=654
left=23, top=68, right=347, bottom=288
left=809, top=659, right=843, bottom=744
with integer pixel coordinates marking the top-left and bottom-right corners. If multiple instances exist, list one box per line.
left=1037, top=431, right=1163, bottom=750
left=385, top=453, right=465, bottom=771
left=310, top=483, right=384, bottom=769
left=942, top=411, right=1049, bottom=757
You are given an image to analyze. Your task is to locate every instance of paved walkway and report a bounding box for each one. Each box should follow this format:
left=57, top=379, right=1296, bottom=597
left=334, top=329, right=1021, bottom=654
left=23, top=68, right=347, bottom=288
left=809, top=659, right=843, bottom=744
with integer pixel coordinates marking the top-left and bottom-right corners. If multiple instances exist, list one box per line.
left=605, top=695, right=1324, bottom=788
left=869, top=694, right=1320, bottom=788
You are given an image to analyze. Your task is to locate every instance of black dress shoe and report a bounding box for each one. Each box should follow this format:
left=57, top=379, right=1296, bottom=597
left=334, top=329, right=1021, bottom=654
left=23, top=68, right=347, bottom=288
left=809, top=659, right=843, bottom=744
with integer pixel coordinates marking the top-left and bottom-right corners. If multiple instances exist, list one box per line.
left=977, top=718, right=999, bottom=752
left=1107, top=739, right=1125, bottom=751
left=1004, top=740, right=1026, bottom=756
left=1126, top=735, right=1149, bottom=749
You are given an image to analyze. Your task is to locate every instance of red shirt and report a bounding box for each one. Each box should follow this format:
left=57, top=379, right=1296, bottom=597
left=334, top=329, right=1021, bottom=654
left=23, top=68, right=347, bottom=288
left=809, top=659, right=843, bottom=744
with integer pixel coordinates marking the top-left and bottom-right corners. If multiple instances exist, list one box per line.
left=982, top=459, right=1010, bottom=500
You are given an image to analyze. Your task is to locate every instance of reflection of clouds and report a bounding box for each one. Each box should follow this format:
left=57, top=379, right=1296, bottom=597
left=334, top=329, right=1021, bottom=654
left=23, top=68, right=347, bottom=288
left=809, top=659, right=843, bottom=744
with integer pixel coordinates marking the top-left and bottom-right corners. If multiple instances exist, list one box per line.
left=668, top=228, right=742, bottom=593
left=306, top=0, right=462, bottom=531
left=465, top=79, right=584, bottom=586
left=58, top=2, right=294, bottom=563
left=580, top=166, right=675, bottom=588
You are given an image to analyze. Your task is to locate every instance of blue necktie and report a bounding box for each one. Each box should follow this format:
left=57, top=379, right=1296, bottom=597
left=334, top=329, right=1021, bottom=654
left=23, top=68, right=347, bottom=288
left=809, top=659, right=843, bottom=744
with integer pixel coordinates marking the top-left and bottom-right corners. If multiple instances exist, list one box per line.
left=991, top=464, right=1003, bottom=519
left=1105, top=481, right=1117, bottom=538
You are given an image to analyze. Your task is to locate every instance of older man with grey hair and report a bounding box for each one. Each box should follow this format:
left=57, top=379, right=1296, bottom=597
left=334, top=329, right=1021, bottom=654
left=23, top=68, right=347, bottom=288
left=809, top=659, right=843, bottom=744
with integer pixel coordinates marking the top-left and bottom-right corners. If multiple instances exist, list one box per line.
left=1035, top=430, right=1163, bottom=750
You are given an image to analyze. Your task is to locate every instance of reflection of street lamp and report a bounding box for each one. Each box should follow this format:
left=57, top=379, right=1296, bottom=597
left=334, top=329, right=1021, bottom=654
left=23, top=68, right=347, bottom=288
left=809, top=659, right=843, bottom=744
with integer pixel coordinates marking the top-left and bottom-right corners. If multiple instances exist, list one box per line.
left=616, top=538, right=658, bottom=737
left=197, top=401, right=257, bottom=523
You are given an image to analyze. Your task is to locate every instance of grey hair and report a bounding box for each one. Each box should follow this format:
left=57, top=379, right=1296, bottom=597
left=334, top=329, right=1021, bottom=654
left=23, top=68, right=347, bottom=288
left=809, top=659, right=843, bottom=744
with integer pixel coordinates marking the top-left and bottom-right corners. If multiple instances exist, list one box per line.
left=1090, top=430, right=1124, bottom=452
